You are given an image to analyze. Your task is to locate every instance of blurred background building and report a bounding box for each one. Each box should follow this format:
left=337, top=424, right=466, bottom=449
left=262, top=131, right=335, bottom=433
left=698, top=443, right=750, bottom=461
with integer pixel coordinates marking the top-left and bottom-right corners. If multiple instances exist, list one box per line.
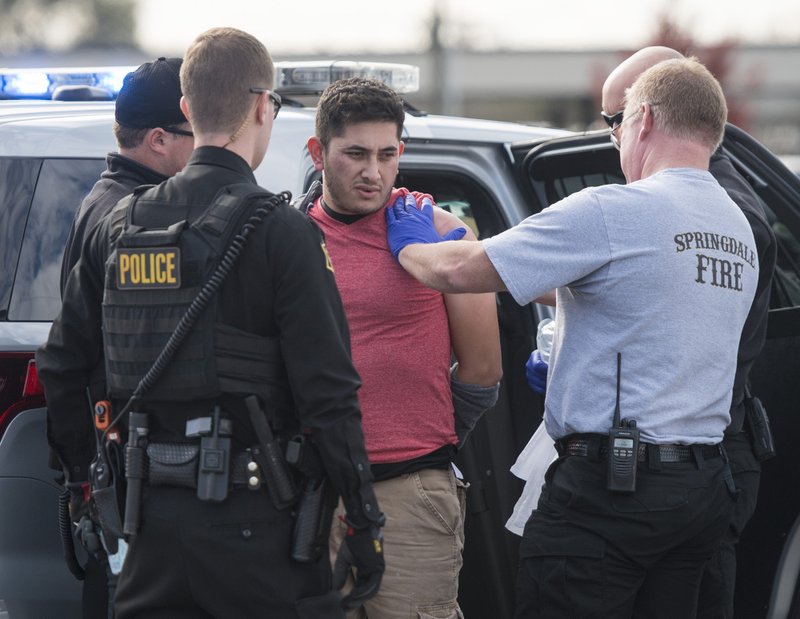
left=1, top=0, right=799, bottom=157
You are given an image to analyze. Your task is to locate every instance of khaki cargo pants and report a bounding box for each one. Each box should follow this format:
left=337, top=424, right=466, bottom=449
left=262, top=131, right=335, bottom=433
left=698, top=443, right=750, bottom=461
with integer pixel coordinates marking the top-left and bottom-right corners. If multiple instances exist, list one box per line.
left=330, top=467, right=467, bottom=619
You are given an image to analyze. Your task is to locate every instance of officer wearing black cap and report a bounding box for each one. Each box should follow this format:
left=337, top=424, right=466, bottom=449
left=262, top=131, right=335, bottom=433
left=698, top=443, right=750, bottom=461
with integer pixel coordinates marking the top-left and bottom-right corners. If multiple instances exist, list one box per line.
left=60, top=56, right=194, bottom=291
left=38, top=26, right=383, bottom=618
left=55, top=56, right=194, bottom=619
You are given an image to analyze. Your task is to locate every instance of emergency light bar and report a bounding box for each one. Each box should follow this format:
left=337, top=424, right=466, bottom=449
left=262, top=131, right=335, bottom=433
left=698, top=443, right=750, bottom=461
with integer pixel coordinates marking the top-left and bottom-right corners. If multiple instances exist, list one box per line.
left=274, top=61, right=420, bottom=96
left=0, top=66, right=133, bottom=99
left=0, top=60, right=420, bottom=101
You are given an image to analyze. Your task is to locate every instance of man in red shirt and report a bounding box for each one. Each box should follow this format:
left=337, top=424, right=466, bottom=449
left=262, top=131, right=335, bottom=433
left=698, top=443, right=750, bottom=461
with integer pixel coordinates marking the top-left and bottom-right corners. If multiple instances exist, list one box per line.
left=297, top=77, right=502, bottom=617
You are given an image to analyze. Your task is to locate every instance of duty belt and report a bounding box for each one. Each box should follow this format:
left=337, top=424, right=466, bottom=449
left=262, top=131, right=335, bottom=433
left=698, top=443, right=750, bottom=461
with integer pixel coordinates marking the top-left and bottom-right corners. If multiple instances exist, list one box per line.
left=555, top=434, right=723, bottom=463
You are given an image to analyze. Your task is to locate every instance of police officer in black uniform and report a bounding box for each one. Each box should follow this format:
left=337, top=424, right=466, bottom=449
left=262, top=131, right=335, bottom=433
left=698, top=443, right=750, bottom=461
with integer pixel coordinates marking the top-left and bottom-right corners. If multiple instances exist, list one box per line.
left=60, top=57, right=194, bottom=292
left=58, top=57, right=192, bottom=619
left=37, top=26, right=384, bottom=618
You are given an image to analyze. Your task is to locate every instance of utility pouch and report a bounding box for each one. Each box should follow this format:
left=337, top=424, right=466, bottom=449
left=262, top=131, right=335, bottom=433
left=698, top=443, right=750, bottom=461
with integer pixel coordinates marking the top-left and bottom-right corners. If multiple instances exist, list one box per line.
left=744, top=395, right=776, bottom=461
left=147, top=443, right=200, bottom=488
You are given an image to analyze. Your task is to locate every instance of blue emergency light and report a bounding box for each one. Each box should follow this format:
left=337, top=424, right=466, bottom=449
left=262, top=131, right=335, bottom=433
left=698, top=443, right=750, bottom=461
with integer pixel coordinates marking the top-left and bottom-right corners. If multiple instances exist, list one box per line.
left=0, top=67, right=134, bottom=100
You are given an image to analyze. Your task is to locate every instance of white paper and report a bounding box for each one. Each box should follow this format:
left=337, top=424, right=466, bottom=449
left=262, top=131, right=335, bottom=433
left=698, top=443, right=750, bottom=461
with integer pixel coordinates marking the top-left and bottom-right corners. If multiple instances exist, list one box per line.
left=505, top=421, right=558, bottom=536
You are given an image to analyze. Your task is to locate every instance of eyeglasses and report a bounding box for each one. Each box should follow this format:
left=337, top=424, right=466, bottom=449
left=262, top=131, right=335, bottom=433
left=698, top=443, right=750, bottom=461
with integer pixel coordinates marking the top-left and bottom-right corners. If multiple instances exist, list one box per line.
left=609, top=110, right=643, bottom=151
left=609, top=121, right=624, bottom=151
left=607, top=102, right=658, bottom=150
left=600, top=110, right=624, bottom=129
left=249, top=87, right=282, bottom=119
left=163, top=126, right=194, bottom=138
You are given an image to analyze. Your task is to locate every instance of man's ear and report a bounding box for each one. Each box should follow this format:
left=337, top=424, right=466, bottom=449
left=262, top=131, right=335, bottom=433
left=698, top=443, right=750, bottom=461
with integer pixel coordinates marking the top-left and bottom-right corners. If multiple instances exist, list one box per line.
left=145, top=127, right=168, bottom=154
left=307, top=136, right=324, bottom=171
left=179, top=96, right=191, bottom=122
left=398, top=141, right=405, bottom=157
left=254, top=91, right=268, bottom=125
left=639, top=102, right=654, bottom=139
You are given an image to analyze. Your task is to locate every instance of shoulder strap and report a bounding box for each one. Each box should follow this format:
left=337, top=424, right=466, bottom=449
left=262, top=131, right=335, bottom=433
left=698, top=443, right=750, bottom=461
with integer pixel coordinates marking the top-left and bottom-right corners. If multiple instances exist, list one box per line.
left=107, top=183, right=160, bottom=244
left=196, top=183, right=274, bottom=236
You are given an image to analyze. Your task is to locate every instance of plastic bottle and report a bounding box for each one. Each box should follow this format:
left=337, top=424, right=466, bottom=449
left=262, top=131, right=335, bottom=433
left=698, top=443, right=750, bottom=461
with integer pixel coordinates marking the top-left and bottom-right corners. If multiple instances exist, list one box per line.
left=536, top=318, right=555, bottom=364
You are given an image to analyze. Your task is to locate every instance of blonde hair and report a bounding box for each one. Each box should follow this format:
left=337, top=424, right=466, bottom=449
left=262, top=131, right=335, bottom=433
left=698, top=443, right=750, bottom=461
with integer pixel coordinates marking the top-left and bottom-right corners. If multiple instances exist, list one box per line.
left=624, top=57, right=727, bottom=151
left=180, top=27, right=274, bottom=136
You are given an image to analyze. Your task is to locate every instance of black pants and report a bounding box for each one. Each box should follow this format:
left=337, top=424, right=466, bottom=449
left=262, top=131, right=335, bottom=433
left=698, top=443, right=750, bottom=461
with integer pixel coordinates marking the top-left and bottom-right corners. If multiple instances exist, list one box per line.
left=114, top=485, right=342, bottom=619
left=515, top=448, right=736, bottom=619
left=696, top=432, right=761, bottom=619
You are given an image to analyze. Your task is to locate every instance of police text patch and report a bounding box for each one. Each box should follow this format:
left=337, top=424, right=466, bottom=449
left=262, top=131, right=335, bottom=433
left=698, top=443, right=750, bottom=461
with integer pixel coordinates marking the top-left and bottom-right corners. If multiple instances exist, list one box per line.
left=116, top=247, right=181, bottom=289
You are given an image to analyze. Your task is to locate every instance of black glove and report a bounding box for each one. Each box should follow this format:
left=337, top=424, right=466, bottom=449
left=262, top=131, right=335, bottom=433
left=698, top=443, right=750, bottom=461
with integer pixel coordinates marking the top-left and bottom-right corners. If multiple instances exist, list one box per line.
left=65, top=481, right=90, bottom=523
left=332, top=520, right=385, bottom=611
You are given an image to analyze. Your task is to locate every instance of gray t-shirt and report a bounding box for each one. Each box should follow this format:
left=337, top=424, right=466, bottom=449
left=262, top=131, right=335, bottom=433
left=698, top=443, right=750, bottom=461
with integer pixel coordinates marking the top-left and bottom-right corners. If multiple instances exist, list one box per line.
left=484, top=168, right=758, bottom=443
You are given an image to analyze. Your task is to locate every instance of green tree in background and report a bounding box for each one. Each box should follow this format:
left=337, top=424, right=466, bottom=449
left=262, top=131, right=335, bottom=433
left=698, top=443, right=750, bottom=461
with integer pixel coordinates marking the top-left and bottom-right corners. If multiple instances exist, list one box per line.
left=0, top=0, right=136, bottom=54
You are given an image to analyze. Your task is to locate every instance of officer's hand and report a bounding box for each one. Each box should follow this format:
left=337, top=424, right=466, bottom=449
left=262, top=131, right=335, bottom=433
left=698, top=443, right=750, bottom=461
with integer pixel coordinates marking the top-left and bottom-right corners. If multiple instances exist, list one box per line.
left=386, top=194, right=466, bottom=262
left=66, top=481, right=90, bottom=523
left=525, top=350, right=548, bottom=395
left=333, top=521, right=385, bottom=611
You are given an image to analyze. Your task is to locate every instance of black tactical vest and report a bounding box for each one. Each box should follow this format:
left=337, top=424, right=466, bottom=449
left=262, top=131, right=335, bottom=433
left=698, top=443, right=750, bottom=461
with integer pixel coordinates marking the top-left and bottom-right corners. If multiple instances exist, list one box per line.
left=101, top=184, right=288, bottom=404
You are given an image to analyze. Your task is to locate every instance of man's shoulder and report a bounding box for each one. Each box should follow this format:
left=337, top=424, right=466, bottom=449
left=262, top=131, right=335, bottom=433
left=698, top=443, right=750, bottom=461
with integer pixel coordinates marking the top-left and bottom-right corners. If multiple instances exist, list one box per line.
left=709, top=152, right=760, bottom=207
left=75, top=175, right=134, bottom=229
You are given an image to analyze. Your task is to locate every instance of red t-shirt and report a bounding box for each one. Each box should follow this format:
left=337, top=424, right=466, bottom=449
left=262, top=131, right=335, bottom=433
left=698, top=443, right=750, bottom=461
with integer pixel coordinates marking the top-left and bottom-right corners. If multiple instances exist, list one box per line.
left=309, top=188, right=457, bottom=463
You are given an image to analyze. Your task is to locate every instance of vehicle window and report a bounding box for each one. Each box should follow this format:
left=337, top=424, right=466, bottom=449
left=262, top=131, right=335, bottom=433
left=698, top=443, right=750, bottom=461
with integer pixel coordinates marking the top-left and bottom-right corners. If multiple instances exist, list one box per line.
left=394, top=171, right=506, bottom=240
left=8, top=158, right=105, bottom=321
left=520, top=143, right=625, bottom=211
left=0, top=158, right=40, bottom=319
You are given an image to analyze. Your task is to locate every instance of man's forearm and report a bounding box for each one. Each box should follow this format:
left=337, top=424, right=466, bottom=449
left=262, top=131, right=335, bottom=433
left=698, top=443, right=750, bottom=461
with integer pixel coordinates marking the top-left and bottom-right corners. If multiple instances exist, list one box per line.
left=397, top=240, right=505, bottom=294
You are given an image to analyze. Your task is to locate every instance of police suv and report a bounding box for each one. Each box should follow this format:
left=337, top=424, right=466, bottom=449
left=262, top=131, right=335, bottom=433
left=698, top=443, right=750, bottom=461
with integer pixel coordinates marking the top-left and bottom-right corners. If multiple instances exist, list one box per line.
left=1, top=62, right=799, bottom=618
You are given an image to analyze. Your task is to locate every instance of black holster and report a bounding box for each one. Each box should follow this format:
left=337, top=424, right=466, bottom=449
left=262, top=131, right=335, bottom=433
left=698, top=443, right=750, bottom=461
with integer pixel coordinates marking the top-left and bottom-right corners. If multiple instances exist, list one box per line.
left=744, top=394, right=776, bottom=461
left=286, top=434, right=337, bottom=563
left=89, top=442, right=125, bottom=551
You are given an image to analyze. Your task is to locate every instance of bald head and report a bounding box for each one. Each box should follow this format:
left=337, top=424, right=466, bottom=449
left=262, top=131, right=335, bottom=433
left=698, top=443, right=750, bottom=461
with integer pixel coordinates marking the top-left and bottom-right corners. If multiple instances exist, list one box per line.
left=602, top=46, right=684, bottom=115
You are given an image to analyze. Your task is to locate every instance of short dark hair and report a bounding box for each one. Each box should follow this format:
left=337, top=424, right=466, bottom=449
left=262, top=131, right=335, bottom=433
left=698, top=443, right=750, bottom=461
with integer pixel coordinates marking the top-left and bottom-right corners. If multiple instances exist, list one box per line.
left=315, top=78, right=405, bottom=148
left=113, top=122, right=149, bottom=149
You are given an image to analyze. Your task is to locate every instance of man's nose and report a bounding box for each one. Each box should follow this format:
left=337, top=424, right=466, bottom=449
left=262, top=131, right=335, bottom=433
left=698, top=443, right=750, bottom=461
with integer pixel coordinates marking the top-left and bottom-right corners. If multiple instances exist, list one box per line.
left=361, top=155, right=381, bottom=180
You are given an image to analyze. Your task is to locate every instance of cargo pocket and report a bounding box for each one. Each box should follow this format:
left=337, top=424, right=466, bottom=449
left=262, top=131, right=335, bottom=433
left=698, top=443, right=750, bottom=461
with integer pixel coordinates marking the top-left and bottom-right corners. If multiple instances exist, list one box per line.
left=518, top=523, right=606, bottom=609
left=418, top=601, right=464, bottom=618
left=414, top=469, right=463, bottom=536
left=295, top=589, right=344, bottom=619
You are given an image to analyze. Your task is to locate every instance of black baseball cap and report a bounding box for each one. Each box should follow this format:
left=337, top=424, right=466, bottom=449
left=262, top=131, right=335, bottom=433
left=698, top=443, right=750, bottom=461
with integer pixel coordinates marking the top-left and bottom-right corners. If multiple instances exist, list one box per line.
left=115, top=57, right=187, bottom=129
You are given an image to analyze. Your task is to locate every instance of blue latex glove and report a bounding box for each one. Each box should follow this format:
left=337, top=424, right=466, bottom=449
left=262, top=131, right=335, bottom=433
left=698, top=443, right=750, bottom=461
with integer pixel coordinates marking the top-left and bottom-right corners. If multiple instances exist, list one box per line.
left=385, top=194, right=467, bottom=262
left=525, top=349, right=548, bottom=395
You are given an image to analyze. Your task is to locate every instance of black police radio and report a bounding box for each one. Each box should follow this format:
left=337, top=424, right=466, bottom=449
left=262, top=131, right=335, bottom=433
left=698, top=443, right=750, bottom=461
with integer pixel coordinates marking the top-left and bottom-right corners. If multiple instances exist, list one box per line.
left=607, top=352, right=640, bottom=493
